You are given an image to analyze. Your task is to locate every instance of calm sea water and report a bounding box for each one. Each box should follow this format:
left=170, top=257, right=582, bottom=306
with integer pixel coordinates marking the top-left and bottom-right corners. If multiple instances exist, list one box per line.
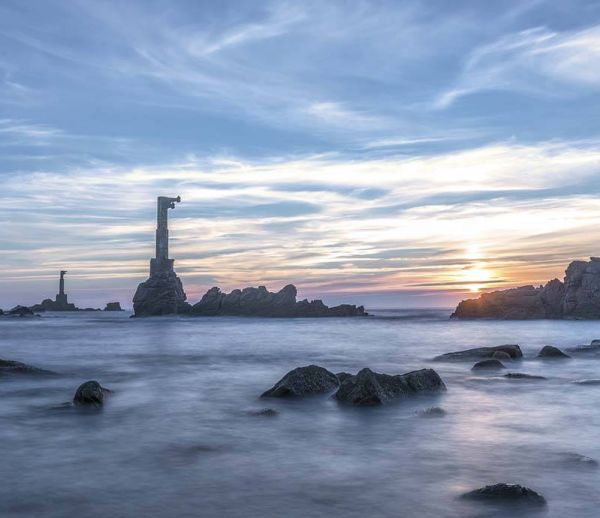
left=2, top=309, right=600, bottom=517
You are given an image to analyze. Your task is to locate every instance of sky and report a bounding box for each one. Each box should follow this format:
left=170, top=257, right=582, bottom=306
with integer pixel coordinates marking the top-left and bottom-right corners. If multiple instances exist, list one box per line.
left=1, top=0, right=600, bottom=309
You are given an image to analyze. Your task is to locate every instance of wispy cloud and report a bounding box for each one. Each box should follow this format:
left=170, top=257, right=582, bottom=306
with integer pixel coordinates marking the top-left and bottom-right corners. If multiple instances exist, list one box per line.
left=436, top=25, right=600, bottom=107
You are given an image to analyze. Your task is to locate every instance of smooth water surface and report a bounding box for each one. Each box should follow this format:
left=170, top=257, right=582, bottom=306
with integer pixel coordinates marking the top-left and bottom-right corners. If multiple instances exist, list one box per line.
left=2, top=309, right=600, bottom=517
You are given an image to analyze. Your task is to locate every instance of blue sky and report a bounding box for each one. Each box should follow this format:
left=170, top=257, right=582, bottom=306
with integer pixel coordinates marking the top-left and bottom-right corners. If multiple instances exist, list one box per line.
left=1, top=0, right=600, bottom=308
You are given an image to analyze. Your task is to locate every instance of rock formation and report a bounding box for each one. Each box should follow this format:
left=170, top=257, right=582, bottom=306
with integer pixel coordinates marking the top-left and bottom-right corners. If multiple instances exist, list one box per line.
left=471, top=359, right=505, bottom=371
left=73, top=380, right=110, bottom=407
left=0, top=358, right=56, bottom=376
left=461, top=483, right=546, bottom=506
left=133, top=196, right=190, bottom=316
left=334, top=367, right=446, bottom=406
left=537, top=345, right=570, bottom=359
left=103, top=302, right=123, bottom=311
left=261, top=365, right=340, bottom=397
left=433, top=344, right=522, bottom=362
left=452, top=257, right=600, bottom=319
left=30, top=271, right=78, bottom=312
left=191, top=284, right=366, bottom=317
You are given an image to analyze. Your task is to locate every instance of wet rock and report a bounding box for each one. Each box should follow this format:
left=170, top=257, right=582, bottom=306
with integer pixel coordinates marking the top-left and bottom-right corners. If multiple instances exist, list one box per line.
left=537, top=345, right=570, bottom=358
left=334, top=367, right=446, bottom=406
left=336, top=372, right=354, bottom=383
left=261, top=365, right=339, bottom=398
left=73, top=380, right=111, bottom=407
left=434, top=344, right=522, bottom=362
left=191, top=284, right=366, bottom=317
left=566, top=339, right=600, bottom=354
left=103, top=302, right=123, bottom=311
left=0, top=358, right=56, bottom=376
left=417, top=406, right=446, bottom=417
left=492, top=351, right=512, bottom=361
left=471, top=359, right=506, bottom=371
left=504, top=373, right=546, bottom=380
left=247, top=408, right=279, bottom=417
left=133, top=270, right=190, bottom=316
left=461, top=483, right=546, bottom=506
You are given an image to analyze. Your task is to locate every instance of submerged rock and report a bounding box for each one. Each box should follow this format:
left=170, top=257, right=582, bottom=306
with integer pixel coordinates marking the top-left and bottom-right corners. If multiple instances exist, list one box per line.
left=504, top=373, right=546, bottom=380
left=472, top=359, right=506, bottom=371
left=261, top=365, right=339, bottom=398
left=559, top=452, right=598, bottom=468
left=73, top=380, right=111, bottom=407
left=334, top=367, right=446, bottom=406
left=461, top=483, right=546, bottom=506
left=0, top=358, right=55, bottom=376
left=537, top=345, right=570, bottom=358
left=247, top=408, right=279, bottom=417
left=190, top=284, right=366, bottom=318
left=573, top=379, right=600, bottom=385
left=492, top=351, right=512, bottom=361
left=434, top=345, right=522, bottom=362
left=417, top=406, right=446, bottom=417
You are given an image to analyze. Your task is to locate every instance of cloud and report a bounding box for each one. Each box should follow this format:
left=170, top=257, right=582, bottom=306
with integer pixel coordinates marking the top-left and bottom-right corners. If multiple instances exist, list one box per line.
left=436, top=25, right=600, bottom=107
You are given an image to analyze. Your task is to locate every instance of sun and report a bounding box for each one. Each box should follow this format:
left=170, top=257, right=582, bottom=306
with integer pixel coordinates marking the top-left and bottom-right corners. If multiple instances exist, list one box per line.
left=462, top=266, right=493, bottom=293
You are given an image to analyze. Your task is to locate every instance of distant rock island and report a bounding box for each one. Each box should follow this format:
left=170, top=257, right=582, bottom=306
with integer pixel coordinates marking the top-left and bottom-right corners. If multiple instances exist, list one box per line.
left=452, top=257, right=600, bottom=319
left=133, top=196, right=366, bottom=318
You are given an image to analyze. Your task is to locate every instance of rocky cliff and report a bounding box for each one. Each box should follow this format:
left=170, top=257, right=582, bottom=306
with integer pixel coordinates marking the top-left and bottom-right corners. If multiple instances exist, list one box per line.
left=190, top=284, right=366, bottom=317
left=452, top=257, right=600, bottom=319
left=133, top=270, right=190, bottom=316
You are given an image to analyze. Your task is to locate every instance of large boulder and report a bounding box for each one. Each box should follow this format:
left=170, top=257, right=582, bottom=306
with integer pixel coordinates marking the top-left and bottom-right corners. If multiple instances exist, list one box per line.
left=334, top=368, right=446, bottom=406
left=133, top=270, right=189, bottom=316
left=0, top=358, right=55, bottom=376
left=261, top=365, right=339, bottom=398
left=73, top=380, right=111, bottom=407
left=461, top=483, right=546, bottom=506
left=434, top=344, right=522, bottom=362
left=537, top=345, right=570, bottom=359
left=191, top=284, right=366, bottom=317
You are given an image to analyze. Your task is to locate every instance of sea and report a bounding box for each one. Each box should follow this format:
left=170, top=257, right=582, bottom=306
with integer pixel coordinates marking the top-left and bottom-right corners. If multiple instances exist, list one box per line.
left=2, top=309, right=600, bottom=517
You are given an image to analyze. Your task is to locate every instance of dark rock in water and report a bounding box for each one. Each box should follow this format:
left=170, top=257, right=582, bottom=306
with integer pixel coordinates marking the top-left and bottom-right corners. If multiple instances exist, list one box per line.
left=191, top=284, right=366, bottom=318
left=7, top=305, right=35, bottom=317
left=566, top=339, right=600, bottom=354
left=492, top=351, right=512, bottom=361
left=504, top=373, right=546, bottom=380
left=0, top=308, right=4, bottom=315
left=73, top=380, right=111, bottom=407
left=0, top=358, right=56, bottom=376
left=334, top=367, right=446, bottom=406
left=336, top=372, right=354, bottom=383
left=461, top=483, right=546, bottom=506
left=261, top=365, right=339, bottom=398
left=417, top=406, right=446, bottom=417
left=452, top=257, right=600, bottom=319
left=573, top=379, right=600, bottom=385
left=133, top=270, right=190, bottom=317
left=103, top=302, right=123, bottom=311
left=434, top=345, right=522, bottom=362
left=537, top=345, right=570, bottom=358
left=30, top=298, right=77, bottom=312
left=472, top=359, right=506, bottom=371
left=247, top=408, right=279, bottom=417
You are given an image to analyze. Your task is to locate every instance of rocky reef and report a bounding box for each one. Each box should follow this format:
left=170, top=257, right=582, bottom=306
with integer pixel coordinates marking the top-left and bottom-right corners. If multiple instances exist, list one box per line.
left=190, top=284, right=366, bottom=318
left=452, top=257, right=600, bottom=319
left=133, top=269, right=190, bottom=316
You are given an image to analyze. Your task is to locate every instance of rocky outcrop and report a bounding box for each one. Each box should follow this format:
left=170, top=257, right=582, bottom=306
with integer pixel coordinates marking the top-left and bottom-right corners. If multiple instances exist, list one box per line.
left=73, top=380, right=111, bottom=407
left=471, top=359, right=505, bottom=371
left=461, top=483, right=546, bottom=506
left=0, top=358, right=56, bottom=376
left=133, top=270, right=190, bottom=317
left=452, top=257, right=600, bottom=319
left=103, top=302, right=123, bottom=311
left=538, top=345, right=570, bottom=359
left=190, top=284, right=366, bottom=318
left=433, top=344, right=522, bottom=362
left=261, top=365, right=340, bottom=398
left=7, top=305, right=36, bottom=317
left=30, top=298, right=77, bottom=312
left=334, top=367, right=446, bottom=406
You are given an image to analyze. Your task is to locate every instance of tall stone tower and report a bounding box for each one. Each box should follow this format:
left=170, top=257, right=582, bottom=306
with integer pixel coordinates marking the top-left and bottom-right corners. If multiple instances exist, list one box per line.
left=56, top=270, right=68, bottom=306
left=132, top=196, right=189, bottom=316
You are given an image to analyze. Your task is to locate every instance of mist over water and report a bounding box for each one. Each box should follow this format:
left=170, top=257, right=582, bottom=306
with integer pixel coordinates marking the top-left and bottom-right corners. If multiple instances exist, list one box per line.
left=2, top=310, right=600, bottom=517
